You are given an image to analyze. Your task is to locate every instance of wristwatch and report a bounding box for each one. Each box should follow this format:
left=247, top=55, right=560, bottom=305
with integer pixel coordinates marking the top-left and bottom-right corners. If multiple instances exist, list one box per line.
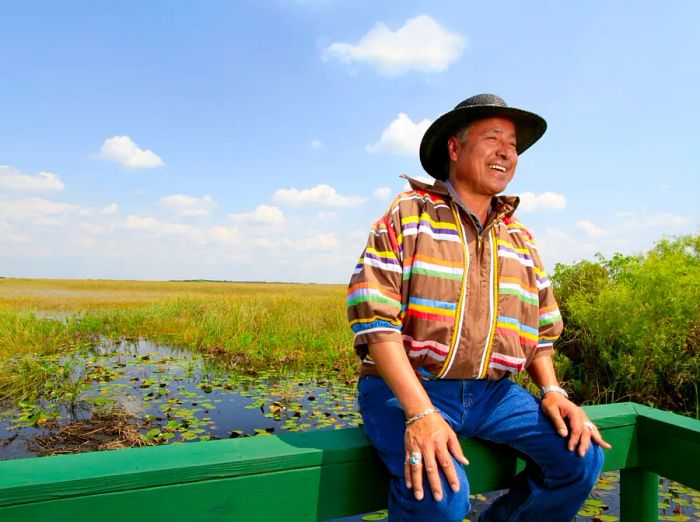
left=540, top=385, right=569, bottom=399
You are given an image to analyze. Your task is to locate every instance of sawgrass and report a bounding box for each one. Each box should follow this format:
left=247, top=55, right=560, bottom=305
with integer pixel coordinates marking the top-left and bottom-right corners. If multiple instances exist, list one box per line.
left=0, top=279, right=356, bottom=402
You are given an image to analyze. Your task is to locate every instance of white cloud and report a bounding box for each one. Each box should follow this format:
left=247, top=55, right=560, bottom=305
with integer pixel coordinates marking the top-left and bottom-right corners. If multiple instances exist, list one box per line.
left=316, top=211, right=337, bottom=222
left=101, top=203, right=119, bottom=215
left=0, top=165, right=64, bottom=192
left=211, top=225, right=241, bottom=245
left=373, top=187, right=393, bottom=201
left=80, top=222, right=111, bottom=235
left=537, top=209, right=696, bottom=271
left=367, top=113, right=432, bottom=155
left=310, top=139, right=323, bottom=149
left=617, top=209, right=690, bottom=230
left=517, top=191, right=567, bottom=213
left=0, top=197, right=90, bottom=223
left=324, top=15, right=466, bottom=75
left=284, top=233, right=340, bottom=251
left=229, top=205, right=285, bottom=226
left=159, top=194, right=217, bottom=218
left=123, top=214, right=196, bottom=238
left=97, top=136, right=164, bottom=169
left=349, top=229, right=369, bottom=241
left=273, top=184, right=366, bottom=207
left=576, top=219, right=609, bottom=238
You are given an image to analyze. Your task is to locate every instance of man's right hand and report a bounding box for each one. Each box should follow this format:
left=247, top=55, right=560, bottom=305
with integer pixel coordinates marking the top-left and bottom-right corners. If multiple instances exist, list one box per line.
left=403, top=410, right=469, bottom=501
left=366, top=340, right=470, bottom=502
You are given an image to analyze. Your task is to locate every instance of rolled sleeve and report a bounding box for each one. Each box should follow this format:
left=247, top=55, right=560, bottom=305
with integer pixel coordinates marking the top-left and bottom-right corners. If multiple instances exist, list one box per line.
left=530, top=243, right=564, bottom=356
left=347, top=210, right=405, bottom=358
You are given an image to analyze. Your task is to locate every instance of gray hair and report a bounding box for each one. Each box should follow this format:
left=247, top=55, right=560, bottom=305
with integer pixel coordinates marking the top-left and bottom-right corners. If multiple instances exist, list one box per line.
left=453, top=123, right=473, bottom=143
left=444, top=123, right=474, bottom=178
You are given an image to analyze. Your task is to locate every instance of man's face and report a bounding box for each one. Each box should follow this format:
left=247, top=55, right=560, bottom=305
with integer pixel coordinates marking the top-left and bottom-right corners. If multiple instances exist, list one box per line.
left=447, top=117, right=518, bottom=197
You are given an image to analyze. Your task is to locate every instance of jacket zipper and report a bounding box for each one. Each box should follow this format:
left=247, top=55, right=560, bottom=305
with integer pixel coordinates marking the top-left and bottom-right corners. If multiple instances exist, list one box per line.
left=434, top=202, right=469, bottom=379
left=476, top=226, right=499, bottom=378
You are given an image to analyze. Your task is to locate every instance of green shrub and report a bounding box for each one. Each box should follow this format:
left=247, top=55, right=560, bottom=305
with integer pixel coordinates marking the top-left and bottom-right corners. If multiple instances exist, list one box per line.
left=552, top=234, right=700, bottom=417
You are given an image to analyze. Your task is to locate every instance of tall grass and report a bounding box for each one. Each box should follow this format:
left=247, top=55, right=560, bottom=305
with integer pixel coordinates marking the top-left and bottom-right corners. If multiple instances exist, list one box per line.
left=0, top=279, right=356, bottom=403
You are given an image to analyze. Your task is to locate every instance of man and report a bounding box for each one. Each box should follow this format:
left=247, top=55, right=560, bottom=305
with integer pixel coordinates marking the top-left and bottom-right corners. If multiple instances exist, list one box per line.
left=347, top=94, right=610, bottom=521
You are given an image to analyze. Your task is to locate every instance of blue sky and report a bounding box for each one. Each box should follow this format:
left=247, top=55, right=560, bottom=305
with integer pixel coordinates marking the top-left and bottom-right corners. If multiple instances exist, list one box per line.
left=1, top=1, right=698, bottom=283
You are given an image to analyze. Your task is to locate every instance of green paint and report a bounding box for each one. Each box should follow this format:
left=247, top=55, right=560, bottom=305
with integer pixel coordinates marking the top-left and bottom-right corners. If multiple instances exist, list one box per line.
left=1, top=402, right=698, bottom=521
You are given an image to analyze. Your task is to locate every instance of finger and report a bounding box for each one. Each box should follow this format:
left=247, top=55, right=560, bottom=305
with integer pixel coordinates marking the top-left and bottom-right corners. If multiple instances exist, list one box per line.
left=435, top=446, right=460, bottom=493
left=422, top=450, right=444, bottom=501
left=404, top=455, right=412, bottom=490
left=447, top=431, right=470, bottom=466
left=577, top=426, right=592, bottom=457
left=568, top=421, right=583, bottom=452
left=410, top=455, right=425, bottom=501
left=543, top=402, right=568, bottom=437
left=566, top=413, right=582, bottom=451
left=591, top=428, right=613, bottom=449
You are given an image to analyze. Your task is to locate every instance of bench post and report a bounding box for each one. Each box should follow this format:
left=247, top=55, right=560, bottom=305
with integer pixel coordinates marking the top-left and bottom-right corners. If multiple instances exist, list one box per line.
left=620, top=467, right=658, bottom=522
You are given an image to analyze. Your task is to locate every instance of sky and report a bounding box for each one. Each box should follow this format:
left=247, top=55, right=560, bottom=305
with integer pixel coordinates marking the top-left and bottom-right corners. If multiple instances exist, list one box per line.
left=1, top=1, right=698, bottom=283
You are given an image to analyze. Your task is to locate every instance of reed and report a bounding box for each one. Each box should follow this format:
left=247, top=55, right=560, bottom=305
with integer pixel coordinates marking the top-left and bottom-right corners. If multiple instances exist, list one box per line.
left=0, top=279, right=357, bottom=403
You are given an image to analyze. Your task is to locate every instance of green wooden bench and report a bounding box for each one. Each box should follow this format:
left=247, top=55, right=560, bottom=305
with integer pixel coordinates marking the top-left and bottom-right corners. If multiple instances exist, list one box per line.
left=0, top=402, right=698, bottom=521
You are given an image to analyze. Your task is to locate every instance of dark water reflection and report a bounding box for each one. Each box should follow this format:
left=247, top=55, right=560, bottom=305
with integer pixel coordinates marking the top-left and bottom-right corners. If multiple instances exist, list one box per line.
left=0, top=339, right=361, bottom=459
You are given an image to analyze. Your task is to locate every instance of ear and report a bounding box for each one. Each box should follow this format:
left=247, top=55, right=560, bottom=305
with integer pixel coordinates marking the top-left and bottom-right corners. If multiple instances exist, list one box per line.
left=447, top=136, right=460, bottom=162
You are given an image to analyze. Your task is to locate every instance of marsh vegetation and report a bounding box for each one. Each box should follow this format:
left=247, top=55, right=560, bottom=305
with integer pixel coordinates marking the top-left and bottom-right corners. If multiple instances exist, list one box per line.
left=0, top=234, right=698, bottom=519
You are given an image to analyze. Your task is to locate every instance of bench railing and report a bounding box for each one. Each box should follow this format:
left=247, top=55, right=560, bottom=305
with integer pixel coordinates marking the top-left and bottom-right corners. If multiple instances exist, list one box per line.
left=0, top=402, right=698, bottom=521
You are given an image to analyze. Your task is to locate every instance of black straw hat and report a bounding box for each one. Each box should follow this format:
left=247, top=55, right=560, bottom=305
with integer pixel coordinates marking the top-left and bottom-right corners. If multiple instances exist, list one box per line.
left=419, top=93, right=547, bottom=180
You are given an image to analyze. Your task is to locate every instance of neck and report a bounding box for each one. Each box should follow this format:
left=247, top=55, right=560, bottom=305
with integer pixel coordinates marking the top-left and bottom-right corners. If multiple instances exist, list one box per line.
left=448, top=176, right=493, bottom=225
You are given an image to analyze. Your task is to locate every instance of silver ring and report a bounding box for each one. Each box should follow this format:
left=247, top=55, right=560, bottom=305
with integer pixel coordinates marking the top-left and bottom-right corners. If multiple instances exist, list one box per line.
left=408, top=451, right=423, bottom=466
left=583, top=421, right=595, bottom=431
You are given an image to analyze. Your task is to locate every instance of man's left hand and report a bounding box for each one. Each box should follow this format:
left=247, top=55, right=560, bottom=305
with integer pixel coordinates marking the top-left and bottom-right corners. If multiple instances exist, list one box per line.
left=540, top=393, right=612, bottom=456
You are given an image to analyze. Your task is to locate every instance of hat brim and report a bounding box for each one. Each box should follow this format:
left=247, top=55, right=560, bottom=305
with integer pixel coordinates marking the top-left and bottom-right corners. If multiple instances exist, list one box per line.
left=419, top=105, right=547, bottom=180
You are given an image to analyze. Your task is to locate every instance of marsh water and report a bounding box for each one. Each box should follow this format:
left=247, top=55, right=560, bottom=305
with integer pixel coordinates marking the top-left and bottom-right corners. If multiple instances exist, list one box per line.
left=0, top=339, right=361, bottom=459
left=1, top=339, right=698, bottom=521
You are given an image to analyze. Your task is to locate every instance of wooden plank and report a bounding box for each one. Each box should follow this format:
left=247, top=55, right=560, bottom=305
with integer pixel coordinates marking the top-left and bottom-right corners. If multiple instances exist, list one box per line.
left=584, top=402, right=639, bottom=429
left=0, top=404, right=647, bottom=509
left=313, top=460, right=389, bottom=520
left=461, top=439, right=520, bottom=493
left=620, top=468, right=659, bottom=522
left=2, top=401, right=685, bottom=522
left=0, top=468, right=325, bottom=522
left=0, top=429, right=377, bottom=506
left=635, top=405, right=700, bottom=490
left=599, top=425, right=638, bottom=471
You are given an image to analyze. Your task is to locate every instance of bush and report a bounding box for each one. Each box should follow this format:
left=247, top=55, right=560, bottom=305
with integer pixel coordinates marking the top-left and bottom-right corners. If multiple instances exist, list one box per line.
left=552, top=234, right=700, bottom=417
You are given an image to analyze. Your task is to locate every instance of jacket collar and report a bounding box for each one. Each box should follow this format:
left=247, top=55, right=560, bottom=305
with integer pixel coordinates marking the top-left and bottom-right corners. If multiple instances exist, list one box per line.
left=403, top=175, right=520, bottom=220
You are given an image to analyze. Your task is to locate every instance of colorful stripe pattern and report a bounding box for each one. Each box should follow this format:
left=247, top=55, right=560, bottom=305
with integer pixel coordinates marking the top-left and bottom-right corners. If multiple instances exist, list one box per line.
left=347, top=282, right=402, bottom=309
left=402, top=334, right=449, bottom=362
left=403, top=254, right=463, bottom=281
left=539, top=305, right=562, bottom=328
left=496, top=238, right=534, bottom=268
left=496, top=315, right=539, bottom=348
left=499, top=276, right=538, bottom=305
left=404, top=296, right=457, bottom=323
left=399, top=213, right=461, bottom=244
left=349, top=315, right=402, bottom=336
left=347, top=181, right=564, bottom=380
left=489, top=351, right=527, bottom=373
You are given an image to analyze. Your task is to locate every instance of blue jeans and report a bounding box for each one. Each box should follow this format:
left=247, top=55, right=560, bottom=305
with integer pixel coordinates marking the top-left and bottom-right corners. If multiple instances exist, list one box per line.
left=358, top=376, right=604, bottom=521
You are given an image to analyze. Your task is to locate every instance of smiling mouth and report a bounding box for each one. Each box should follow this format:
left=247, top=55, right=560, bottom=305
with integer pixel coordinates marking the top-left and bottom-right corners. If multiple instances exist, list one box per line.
left=488, top=164, right=507, bottom=172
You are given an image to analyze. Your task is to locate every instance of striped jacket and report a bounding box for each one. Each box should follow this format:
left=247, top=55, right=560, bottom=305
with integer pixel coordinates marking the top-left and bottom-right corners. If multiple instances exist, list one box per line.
left=347, top=177, right=563, bottom=380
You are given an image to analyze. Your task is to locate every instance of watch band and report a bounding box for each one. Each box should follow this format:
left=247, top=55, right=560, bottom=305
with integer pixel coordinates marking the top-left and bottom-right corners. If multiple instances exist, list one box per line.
left=540, top=385, right=569, bottom=399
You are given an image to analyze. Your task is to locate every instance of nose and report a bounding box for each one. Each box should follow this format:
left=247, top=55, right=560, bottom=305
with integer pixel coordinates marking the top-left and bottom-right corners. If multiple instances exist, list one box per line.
left=496, top=138, right=516, bottom=160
